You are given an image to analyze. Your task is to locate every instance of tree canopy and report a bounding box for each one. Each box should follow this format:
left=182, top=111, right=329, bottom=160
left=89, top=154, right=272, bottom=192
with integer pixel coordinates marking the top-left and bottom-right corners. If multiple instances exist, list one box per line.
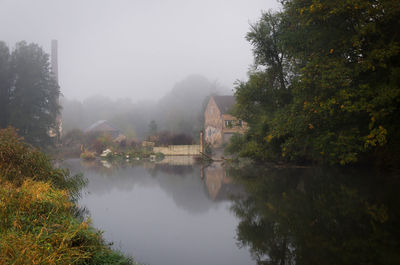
left=0, top=41, right=60, bottom=147
left=229, top=0, right=400, bottom=165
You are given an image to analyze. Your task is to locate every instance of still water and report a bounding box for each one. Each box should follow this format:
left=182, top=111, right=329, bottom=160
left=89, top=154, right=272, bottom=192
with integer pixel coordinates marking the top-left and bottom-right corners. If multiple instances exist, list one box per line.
left=64, top=158, right=253, bottom=265
left=64, top=158, right=400, bottom=265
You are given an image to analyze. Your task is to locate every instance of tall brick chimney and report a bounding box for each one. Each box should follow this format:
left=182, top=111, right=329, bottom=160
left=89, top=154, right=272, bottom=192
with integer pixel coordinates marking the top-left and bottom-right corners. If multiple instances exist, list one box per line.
left=51, top=40, right=62, bottom=140
left=51, top=40, right=58, bottom=83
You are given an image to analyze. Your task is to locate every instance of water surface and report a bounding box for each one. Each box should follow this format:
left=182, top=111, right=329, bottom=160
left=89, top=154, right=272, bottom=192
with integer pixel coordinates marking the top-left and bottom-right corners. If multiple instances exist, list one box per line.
left=64, top=159, right=400, bottom=265
left=65, top=158, right=253, bottom=265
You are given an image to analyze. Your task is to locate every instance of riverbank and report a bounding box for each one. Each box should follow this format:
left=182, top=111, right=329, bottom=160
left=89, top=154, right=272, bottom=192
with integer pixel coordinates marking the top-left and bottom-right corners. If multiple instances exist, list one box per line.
left=0, top=128, right=138, bottom=264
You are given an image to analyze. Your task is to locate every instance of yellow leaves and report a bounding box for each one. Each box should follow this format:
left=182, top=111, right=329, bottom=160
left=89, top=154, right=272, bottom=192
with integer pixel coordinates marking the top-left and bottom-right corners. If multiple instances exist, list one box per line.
left=80, top=221, right=89, bottom=230
left=340, top=104, right=345, bottom=109
left=13, top=219, right=21, bottom=229
left=329, top=48, right=334, bottom=54
left=365, top=125, right=387, bottom=148
left=266, top=134, right=273, bottom=143
left=266, top=202, right=274, bottom=210
left=366, top=203, right=388, bottom=223
left=0, top=178, right=101, bottom=265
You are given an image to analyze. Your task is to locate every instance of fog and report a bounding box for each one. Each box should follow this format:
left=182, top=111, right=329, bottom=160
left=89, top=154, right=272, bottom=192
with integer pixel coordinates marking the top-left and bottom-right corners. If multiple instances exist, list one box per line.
left=61, top=75, right=227, bottom=140
left=0, top=0, right=280, bottom=101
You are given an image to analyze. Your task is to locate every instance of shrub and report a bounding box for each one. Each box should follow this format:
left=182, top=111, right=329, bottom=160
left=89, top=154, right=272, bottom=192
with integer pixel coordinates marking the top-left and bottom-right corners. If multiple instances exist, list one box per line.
left=155, top=152, right=165, bottom=160
left=80, top=150, right=97, bottom=160
left=0, top=127, right=135, bottom=264
left=0, top=178, right=133, bottom=265
left=0, top=127, right=84, bottom=195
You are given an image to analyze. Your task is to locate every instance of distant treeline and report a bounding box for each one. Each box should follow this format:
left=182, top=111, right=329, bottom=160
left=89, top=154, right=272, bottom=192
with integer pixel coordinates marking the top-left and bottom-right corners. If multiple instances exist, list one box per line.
left=62, top=75, right=231, bottom=142
left=228, top=0, right=400, bottom=166
left=0, top=41, right=60, bottom=146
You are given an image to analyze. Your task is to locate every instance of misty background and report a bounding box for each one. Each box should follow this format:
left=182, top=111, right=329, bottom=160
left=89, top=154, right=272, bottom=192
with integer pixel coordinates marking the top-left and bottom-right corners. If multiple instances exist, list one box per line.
left=0, top=0, right=280, bottom=138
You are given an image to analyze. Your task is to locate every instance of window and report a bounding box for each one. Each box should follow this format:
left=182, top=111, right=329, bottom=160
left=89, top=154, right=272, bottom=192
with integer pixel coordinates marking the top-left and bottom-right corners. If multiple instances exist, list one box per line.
left=225, top=120, right=234, bottom=128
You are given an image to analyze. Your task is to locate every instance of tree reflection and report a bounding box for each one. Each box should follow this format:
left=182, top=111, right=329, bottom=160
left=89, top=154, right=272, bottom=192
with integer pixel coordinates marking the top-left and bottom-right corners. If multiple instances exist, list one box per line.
left=229, top=166, right=400, bottom=265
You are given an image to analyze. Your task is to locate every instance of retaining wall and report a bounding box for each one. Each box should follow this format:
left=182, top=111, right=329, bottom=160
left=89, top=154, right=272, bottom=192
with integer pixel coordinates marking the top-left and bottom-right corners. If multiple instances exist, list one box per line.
left=153, top=145, right=201, bottom=156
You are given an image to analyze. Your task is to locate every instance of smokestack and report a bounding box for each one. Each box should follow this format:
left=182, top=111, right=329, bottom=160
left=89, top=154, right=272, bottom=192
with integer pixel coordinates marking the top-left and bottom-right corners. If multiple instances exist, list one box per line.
left=51, top=39, right=58, bottom=83
left=50, top=39, right=62, bottom=140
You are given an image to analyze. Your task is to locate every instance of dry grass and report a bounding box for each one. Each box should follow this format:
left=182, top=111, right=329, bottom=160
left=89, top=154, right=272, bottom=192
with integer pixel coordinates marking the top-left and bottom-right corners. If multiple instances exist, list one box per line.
left=0, top=128, right=134, bottom=265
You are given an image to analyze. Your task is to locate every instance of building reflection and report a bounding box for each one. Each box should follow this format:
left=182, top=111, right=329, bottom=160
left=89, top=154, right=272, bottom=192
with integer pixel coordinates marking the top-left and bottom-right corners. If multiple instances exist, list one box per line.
left=70, top=157, right=244, bottom=203
left=202, top=162, right=244, bottom=201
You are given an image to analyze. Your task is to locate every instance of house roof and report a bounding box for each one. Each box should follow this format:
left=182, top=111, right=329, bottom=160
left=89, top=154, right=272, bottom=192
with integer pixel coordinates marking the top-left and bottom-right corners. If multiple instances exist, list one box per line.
left=213, top=95, right=235, bottom=114
left=85, top=120, right=119, bottom=133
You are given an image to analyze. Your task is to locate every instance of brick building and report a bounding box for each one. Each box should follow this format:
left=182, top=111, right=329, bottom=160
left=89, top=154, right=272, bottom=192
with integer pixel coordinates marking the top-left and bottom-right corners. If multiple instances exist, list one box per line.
left=204, top=95, right=246, bottom=147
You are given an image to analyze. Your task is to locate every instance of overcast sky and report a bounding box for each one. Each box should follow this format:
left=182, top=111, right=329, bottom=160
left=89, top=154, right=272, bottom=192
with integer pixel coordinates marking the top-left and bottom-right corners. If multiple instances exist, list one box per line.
left=0, top=0, right=280, bottom=101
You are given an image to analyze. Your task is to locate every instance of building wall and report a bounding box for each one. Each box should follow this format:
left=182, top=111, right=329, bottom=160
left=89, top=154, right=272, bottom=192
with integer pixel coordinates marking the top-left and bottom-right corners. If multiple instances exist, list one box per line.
left=204, top=97, right=223, bottom=147
left=221, top=114, right=247, bottom=133
left=153, top=145, right=201, bottom=156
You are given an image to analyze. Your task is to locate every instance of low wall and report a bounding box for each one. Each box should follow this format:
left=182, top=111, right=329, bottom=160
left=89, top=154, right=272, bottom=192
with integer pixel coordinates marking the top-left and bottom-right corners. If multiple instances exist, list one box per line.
left=153, top=145, right=201, bottom=156
left=156, top=156, right=196, bottom=165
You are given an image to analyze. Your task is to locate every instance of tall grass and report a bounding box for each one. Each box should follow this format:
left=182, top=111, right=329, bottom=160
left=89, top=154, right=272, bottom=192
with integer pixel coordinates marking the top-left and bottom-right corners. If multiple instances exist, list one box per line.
left=0, top=128, right=136, bottom=265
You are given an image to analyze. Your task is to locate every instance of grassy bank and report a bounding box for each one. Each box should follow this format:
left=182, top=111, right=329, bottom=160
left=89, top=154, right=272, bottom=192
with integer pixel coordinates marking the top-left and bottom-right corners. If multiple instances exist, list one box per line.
left=0, top=128, right=137, bottom=265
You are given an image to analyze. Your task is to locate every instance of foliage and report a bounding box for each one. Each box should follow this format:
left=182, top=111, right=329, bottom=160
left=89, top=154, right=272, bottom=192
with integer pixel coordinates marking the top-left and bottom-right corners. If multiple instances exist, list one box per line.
left=147, top=120, right=158, bottom=137
left=0, top=127, right=83, bottom=197
left=154, top=131, right=194, bottom=146
left=0, top=178, right=133, bottom=265
left=80, top=150, right=96, bottom=160
left=0, top=127, right=135, bottom=264
left=0, top=42, right=10, bottom=129
left=0, top=41, right=60, bottom=147
left=62, top=129, right=85, bottom=145
left=229, top=0, right=400, bottom=165
left=155, top=152, right=165, bottom=160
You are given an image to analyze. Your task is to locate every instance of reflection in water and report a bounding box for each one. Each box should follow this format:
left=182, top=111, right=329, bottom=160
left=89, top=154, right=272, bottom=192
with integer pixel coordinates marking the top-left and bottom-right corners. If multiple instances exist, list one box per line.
left=63, top=158, right=253, bottom=265
left=202, top=162, right=245, bottom=201
left=229, top=166, right=400, bottom=265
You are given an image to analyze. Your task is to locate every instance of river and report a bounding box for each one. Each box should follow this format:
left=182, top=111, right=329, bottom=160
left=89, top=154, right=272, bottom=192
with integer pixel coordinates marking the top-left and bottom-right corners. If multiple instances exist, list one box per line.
left=64, top=158, right=400, bottom=265
left=64, top=158, right=253, bottom=265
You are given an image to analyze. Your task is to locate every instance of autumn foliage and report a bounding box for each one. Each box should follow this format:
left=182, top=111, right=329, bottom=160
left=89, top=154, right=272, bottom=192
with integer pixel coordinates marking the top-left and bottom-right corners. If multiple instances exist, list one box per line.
left=0, top=127, right=133, bottom=265
left=229, top=0, right=400, bottom=165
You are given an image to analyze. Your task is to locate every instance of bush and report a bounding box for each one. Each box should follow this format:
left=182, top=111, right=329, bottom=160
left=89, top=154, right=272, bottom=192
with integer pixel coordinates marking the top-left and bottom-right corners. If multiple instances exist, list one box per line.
left=0, top=127, right=135, bottom=265
left=0, top=127, right=83, bottom=195
left=156, top=131, right=194, bottom=146
left=155, top=152, right=165, bottom=160
left=80, top=150, right=97, bottom=160
left=0, top=178, right=132, bottom=265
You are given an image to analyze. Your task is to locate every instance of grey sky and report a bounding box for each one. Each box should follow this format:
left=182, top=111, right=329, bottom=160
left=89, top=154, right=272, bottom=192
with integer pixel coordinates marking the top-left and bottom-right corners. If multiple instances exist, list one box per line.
left=0, top=0, right=280, bottom=101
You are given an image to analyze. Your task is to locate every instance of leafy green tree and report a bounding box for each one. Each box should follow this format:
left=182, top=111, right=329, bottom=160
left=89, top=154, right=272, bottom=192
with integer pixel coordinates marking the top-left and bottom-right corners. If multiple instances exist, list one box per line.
left=231, top=12, right=293, bottom=162
left=0, top=42, right=10, bottom=128
left=148, top=120, right=158, bottom=136
left=4, top=41, right=60, bottom=146
left=230, top=0, right=400, bottom=165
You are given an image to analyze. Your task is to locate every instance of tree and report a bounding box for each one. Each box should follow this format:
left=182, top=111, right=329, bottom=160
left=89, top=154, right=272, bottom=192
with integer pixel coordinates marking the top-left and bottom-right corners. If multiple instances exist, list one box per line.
left=148, top=120, right=157, bottom=137
left=0, top=42, right=10, bottom=128
left=230, top=12, right=293, bottom=162
left=0, top=41, right=60, bottom=146
left=229, top=0, right=400, bottom=165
